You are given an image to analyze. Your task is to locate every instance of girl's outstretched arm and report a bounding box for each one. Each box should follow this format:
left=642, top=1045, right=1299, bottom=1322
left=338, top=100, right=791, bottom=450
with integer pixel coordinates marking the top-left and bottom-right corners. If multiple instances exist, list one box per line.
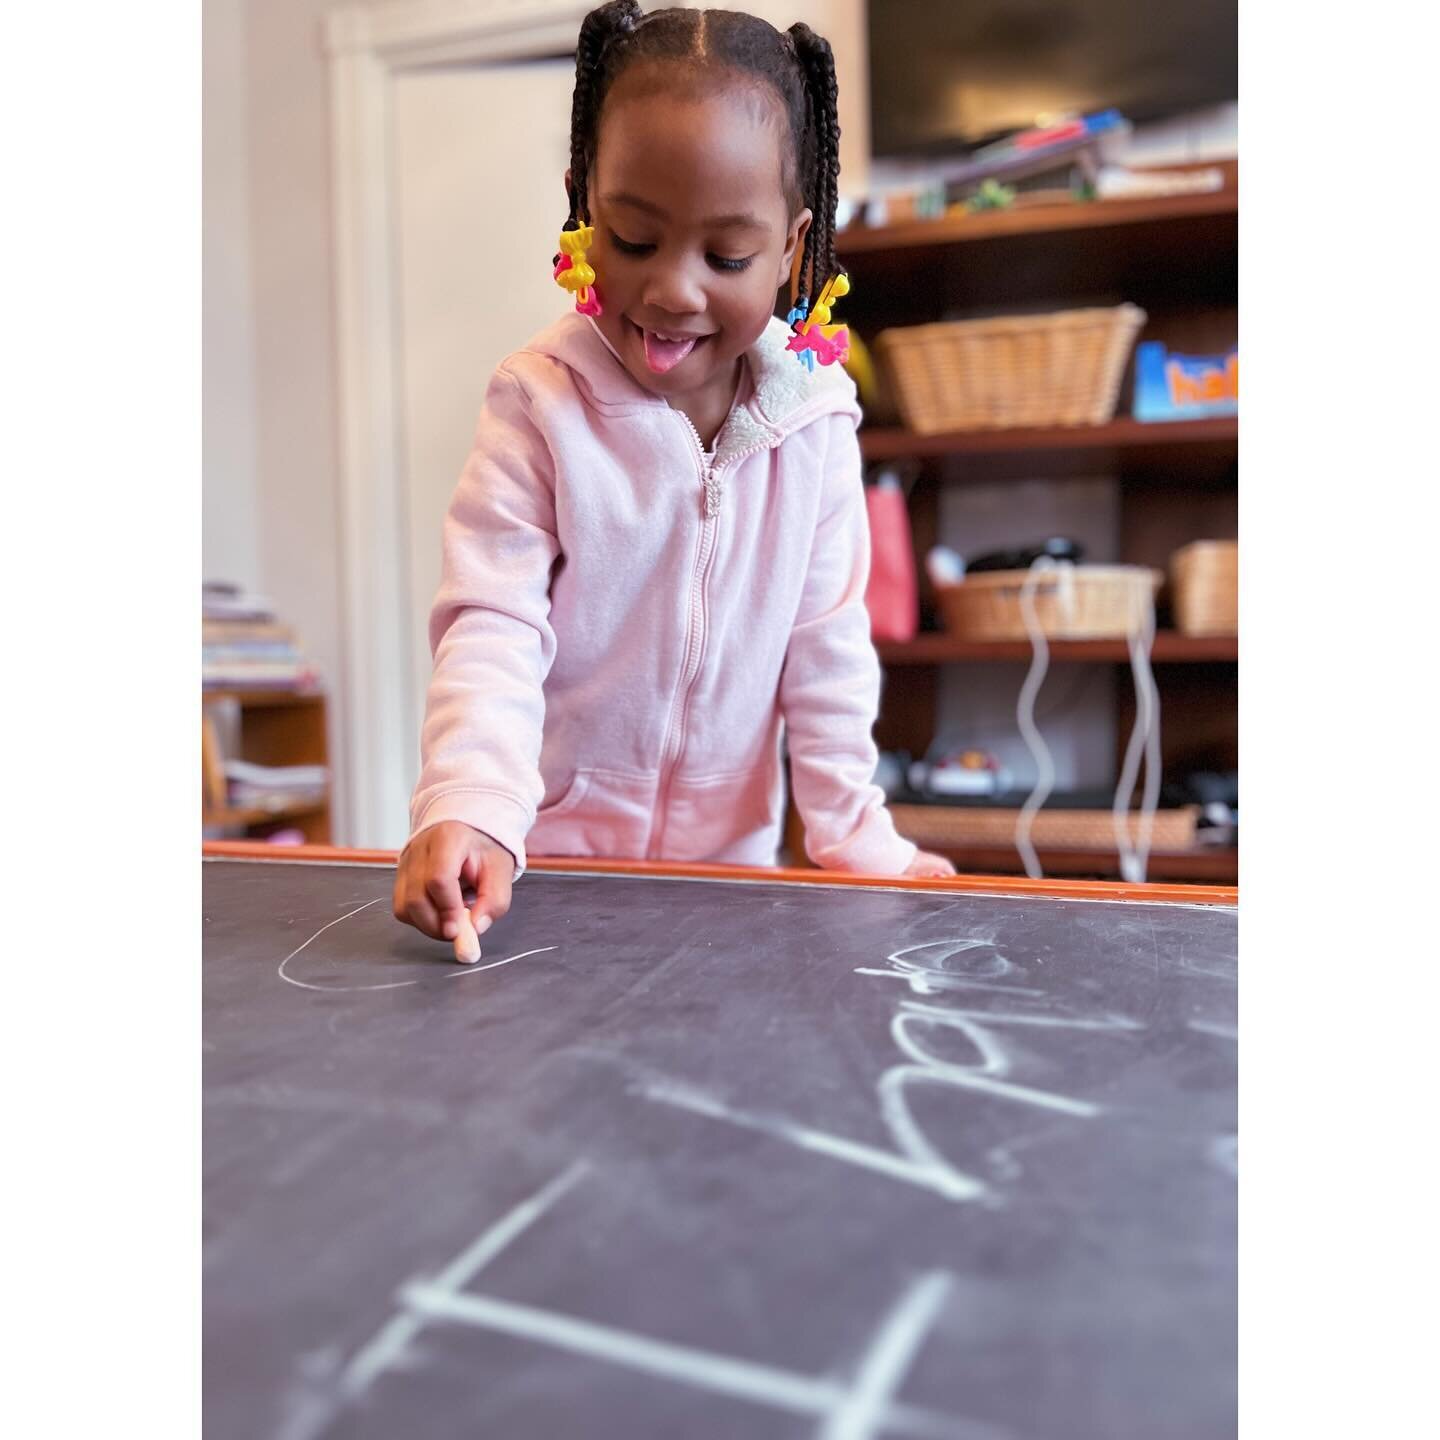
left=407, top=365, right=561, bottom=879
left=778, top=416, right=937, bottom=876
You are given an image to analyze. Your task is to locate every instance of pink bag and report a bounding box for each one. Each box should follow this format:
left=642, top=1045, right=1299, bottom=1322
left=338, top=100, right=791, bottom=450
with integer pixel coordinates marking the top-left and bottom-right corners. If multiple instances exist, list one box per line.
left=864, top=474, right=918, bottom=642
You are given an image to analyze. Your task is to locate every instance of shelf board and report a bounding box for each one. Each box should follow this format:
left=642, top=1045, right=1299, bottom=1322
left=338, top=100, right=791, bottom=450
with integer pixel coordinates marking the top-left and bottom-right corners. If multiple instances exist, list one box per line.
left=933, top=844, right=1237, bottom=885
left=204, top=799, right=329, bottom=828
left=878, top=633, right=1236, bottom=665
left=859, top=416, right=1236, bottom=464
left=203, top=688, right=326, bottom=708
left=838, top=189, right=1238, bottom=258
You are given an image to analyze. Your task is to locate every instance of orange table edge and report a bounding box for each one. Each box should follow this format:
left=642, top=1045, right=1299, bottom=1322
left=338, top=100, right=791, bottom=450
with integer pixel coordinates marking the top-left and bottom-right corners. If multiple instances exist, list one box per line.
left=203, top=841, right=1237, bottom=908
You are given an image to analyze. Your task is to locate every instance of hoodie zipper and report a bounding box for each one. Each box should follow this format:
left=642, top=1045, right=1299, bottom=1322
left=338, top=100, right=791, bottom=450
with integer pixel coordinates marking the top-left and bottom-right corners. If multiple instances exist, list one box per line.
left=649, top=411, right=770, bottom=858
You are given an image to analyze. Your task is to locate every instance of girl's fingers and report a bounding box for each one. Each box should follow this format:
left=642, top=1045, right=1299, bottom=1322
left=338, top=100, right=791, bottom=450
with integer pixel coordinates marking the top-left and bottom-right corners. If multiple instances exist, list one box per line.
left=469, top=854, right=513, bottom=932
left=398, top=874, right=443, bottom=937
left=424, top=837, right=474, bottom=938
left=394, top=864, right=427, bottom=932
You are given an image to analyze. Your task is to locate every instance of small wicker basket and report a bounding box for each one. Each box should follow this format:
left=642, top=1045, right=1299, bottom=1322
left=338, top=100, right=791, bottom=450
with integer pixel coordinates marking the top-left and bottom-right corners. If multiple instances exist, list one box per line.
left=936, top=565, right=1162, bottom=642
left=1170, top=541, right=1237, bottom=637
left=876, top=305, right=1147, bottom=434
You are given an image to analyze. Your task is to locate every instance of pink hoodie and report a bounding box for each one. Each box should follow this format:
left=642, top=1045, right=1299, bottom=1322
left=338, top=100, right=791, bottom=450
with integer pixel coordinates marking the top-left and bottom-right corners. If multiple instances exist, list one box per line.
left=409, top=310, right=917, bottom=877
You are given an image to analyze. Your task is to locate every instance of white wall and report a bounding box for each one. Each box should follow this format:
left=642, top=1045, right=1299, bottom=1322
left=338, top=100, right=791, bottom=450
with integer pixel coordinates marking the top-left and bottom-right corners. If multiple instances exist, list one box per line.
left=205, top=0, right=400, bottom=841
left=202, top=0, right=261, bottom=591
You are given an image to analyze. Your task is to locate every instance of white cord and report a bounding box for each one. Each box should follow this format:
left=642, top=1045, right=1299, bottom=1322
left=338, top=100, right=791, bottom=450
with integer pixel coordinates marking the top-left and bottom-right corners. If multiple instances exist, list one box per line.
left=1112, top=583, right=1162, bottom=883
left=1014, top=558, right=1060, bottom=879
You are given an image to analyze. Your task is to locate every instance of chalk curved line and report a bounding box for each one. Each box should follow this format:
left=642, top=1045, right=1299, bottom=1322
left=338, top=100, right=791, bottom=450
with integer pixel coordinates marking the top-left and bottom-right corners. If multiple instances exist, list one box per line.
left=275, top=897, right=557, bottom=992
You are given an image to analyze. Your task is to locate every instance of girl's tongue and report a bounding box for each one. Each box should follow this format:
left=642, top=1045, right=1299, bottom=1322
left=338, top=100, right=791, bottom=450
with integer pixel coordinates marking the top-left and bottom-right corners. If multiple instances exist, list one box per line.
left=641, top=327, right=700, bottom=375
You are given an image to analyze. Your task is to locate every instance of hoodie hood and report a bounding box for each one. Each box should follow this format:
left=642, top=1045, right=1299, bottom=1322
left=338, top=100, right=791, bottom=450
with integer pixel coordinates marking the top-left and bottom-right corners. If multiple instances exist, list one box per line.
left=519, top=310, right=862, bottom=472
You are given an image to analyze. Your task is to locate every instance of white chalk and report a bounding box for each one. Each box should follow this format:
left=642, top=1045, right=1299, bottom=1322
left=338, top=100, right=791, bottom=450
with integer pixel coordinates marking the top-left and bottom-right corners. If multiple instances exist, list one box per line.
left=453, top=910, right=494, bottom=965
left=453, top=912, right=482, bottom=965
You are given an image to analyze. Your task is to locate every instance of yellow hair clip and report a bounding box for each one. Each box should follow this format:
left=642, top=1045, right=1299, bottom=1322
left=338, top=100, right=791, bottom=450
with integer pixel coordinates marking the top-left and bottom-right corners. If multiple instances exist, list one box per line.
left=553, top=224, right=602, bottom=316
left=786, top=270, right=852, bottom=369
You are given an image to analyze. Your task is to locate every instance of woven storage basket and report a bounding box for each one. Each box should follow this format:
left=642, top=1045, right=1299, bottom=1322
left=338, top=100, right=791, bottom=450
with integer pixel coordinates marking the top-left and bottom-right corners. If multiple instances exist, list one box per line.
left=1170, top=540, right=1237, bottom=636
left=875, top=305, right=1146, bottom=434
left=936, top=565, right=1161, bottom=642
left=890, top=803, right=1199, bottom=853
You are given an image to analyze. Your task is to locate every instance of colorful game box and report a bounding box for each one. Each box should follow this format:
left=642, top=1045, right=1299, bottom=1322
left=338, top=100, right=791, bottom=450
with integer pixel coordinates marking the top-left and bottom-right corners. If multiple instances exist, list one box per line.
left=1133, top=341, right=1238, bottom=422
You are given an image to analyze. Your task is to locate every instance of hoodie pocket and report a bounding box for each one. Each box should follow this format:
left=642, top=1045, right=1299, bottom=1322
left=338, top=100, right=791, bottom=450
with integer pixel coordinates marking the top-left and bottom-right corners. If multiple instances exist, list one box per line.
left=529, top=768, right=656, bottom=859
left=664, top=767, right=783, bottom=864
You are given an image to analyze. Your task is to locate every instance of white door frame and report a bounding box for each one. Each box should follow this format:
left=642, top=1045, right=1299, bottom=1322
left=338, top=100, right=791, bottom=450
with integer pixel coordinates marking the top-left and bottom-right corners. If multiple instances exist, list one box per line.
left=326, top=0, right=596, bottom=845
left=325, top=0, right=869, bottom=845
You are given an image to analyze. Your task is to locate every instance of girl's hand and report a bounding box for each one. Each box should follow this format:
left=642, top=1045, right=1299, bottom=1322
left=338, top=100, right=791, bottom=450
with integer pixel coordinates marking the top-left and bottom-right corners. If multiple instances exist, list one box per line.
left=393, top=822, right=516, bottom=949
left=904, top=849, right=957, bottom=879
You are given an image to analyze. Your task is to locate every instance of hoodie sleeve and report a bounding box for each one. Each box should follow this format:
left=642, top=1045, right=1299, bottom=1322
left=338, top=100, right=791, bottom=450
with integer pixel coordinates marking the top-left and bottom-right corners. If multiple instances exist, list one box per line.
left=407, top=364, right=560, bottom=875
left=778, top=413, right=918, bottom=875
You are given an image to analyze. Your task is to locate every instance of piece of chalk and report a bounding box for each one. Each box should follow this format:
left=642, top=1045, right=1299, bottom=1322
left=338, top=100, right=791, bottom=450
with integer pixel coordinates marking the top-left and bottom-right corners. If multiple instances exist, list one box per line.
left=453, top=912, right=482, bottom=965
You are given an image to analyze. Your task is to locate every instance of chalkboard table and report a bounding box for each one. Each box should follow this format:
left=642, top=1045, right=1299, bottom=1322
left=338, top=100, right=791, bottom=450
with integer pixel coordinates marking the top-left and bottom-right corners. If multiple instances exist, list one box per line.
left=204, top=846, right=1237, bottom=1440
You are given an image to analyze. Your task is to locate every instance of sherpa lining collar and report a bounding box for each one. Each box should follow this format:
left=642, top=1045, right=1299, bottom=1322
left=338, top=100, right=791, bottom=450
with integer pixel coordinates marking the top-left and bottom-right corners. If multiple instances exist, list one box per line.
left=518, top=311, right=859, bottom=471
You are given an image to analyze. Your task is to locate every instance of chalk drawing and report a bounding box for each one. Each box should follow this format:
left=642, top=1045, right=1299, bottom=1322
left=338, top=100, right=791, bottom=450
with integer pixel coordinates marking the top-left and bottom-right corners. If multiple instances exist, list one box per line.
left=276, top=1162, right=589, bottom=1440
left=397, top=1278, right=985, bottom=1438
left=820, top=1270, right=955, bottom=1440
left=282, top=1162, right=997, bottom=1440
left=854, top=939, right=1028, bottom=997
left=274, top=895, right=556, bottom=992
left=642, top=974, right=1141, bottom=1205
left=639, top=1077, right=988, bottom=1204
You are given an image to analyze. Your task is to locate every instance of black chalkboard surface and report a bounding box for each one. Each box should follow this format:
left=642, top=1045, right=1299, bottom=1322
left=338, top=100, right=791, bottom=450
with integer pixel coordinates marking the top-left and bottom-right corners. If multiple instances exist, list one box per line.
left=203, top=858, right=1237, bottom=1440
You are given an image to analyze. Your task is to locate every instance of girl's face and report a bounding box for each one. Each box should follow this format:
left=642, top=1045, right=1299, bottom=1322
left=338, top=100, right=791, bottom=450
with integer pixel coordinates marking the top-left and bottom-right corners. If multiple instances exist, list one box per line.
left=582, top=73, right=811, bottom=407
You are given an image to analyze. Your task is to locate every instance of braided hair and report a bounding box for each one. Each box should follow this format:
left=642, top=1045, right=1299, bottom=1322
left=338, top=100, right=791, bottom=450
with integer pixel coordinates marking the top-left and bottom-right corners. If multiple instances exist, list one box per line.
left=563, top=3, right=843, bottom=310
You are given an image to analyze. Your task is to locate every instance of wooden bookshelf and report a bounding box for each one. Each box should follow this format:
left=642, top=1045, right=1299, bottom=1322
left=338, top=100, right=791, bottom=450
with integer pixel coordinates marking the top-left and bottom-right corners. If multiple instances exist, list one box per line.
left=202, top=689, right=332, bottom=844
left=829, top=182, right=1239, bottom=887
left=877, top=633, right=1236, bottom=665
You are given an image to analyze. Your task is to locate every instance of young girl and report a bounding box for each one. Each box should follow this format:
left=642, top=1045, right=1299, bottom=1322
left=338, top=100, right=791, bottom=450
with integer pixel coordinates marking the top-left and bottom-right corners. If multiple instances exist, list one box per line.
left=394, top=1, right=953, bottom=953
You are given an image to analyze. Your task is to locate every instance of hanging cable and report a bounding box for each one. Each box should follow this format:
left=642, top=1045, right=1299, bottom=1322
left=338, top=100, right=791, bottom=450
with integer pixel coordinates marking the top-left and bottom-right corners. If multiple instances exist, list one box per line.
left=1112, top=577, right=1162, bottom=883
left=1014, top=558, right=1061, bottom=879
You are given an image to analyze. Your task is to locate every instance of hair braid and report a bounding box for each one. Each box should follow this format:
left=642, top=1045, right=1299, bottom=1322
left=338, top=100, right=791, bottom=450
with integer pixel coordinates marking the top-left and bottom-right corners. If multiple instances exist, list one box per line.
left=786, top=23, right=842, bottom=306
left=566, top=0, right=644, bottom=229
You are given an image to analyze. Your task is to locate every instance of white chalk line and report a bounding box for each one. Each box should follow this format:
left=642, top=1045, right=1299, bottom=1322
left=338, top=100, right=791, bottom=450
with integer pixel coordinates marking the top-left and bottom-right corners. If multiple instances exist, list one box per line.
left=641, top=1079, right=988, bottom=1204
left=853, top=969, right=1046, bottom=999
left=1188, top=1018, right=1238, bottom=1041
left=396, top=1284, right=978, bottom=1438
left=898, top=1004, right=1144, bottom=1033
left=274, top=896, right=556, bottom=992
left=1210, top=1135, right=1238, bottom=1177
left=821, top=1271, right=955, bottom=1440
left=275, top=896, right=387, bottom=985
left=883, top=1062, right=1100, bottom=1122
left=339, top=1161, right=590, bottom=1399
left=888, top=1009, right=1106, bottom=1118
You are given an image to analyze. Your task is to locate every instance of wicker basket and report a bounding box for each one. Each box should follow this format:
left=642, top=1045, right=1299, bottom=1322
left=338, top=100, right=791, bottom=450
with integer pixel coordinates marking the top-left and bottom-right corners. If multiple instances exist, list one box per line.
left=936, top=565, right=1161, bottom=642
left=875, top=305, right=1147, bottom=434
left=1170, top=541, right=1237, bottom=637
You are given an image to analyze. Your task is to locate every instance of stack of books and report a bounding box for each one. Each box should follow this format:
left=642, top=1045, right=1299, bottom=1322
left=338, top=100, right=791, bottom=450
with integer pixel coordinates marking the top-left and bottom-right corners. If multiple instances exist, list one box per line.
left=203, top=582, right=318, bottom=690
left=223, top=759, right=329, bottom=813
